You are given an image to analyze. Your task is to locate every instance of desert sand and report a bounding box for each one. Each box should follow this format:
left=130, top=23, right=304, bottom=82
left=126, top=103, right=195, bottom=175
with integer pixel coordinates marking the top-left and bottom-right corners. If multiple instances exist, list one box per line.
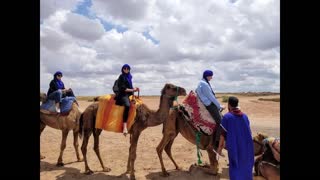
left=40, top=94, right=279, bottom=180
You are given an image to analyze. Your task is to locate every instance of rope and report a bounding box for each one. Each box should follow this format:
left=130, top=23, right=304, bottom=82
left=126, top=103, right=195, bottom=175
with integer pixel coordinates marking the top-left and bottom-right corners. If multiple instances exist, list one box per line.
left=196, top=131, right=203, bottom=165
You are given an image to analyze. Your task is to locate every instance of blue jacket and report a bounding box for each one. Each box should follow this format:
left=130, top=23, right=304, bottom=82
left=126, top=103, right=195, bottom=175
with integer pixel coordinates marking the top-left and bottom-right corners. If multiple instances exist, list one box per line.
left=196, top=78, right=221, bottom=109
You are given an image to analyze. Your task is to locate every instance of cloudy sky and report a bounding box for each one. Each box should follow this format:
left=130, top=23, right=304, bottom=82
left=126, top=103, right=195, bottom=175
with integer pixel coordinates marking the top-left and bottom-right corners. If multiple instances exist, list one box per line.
left=40, top=0, right=279, bottom=96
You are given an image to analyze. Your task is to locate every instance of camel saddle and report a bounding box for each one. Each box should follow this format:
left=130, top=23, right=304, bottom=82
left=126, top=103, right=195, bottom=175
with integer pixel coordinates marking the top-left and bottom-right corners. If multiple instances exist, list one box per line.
left=95, top=94, right=143, bottom=133
left=180, top=91, right=217, bottom=135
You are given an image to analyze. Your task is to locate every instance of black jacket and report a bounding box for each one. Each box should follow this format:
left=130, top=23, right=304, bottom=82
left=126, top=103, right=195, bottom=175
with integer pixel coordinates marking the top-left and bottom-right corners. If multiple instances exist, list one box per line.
left=47, top=80, right=65, bottom=96
left=115, top=74, right=133, bottom=105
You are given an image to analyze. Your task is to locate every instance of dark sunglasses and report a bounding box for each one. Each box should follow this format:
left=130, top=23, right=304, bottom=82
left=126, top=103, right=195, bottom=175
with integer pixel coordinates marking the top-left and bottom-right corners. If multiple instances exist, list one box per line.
left=57, top=74, right=63, bottom=77
left=123, top=67, right=130, bottom=70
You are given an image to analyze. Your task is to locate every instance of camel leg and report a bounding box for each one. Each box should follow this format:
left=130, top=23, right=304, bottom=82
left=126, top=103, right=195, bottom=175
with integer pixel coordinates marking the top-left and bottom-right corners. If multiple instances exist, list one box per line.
left=156, top=134, right=173, bottom=177
left=93, top=129, right=111, bottom=172
left=73, top=131, right=82, bottom=162
left=259, top=163, right=280, bottom=180
left=56, top=130, right=69, bottom=166
left=40, top=121, right=46, bottom=160
left=81, top=129, right=93, bottom=175
left=129, top=130, right=142, bottom=180
left=164, top=138, right=180, bottom=170
left=126, top=135, right=133, bottom=173
left=206, top=149, right=219, bottom=175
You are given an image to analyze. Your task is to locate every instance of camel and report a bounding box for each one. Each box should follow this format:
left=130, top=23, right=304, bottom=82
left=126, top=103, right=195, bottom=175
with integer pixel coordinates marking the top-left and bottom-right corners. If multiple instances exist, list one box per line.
left=156, top=106, right=221, bottom=176
left=40, top=92, right=82, bottom=166
left=79, top=83, right=186, bottom=179
left=253, top=133, right=280, bottom=180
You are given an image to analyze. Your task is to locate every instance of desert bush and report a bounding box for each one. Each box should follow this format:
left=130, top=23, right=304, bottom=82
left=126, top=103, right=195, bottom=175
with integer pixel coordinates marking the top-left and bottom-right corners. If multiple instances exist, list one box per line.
left=222, top=96, right=229, bottom=102
left=258, top=98, right=280, bottom=102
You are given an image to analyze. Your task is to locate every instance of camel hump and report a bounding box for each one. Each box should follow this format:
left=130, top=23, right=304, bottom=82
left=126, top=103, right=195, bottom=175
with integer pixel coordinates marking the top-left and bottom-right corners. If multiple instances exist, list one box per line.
left=95, top=94, right=143, bottom=133
left=40, top=109, right=58, bottom=114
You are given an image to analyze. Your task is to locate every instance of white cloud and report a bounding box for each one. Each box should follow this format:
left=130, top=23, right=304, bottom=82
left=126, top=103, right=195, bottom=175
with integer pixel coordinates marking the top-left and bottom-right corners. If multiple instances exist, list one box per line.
left=62, top=13, right=105, bottom=41
left=40, top=0, right=280, bottom=95
left=40, top=0, right=82, bottom=21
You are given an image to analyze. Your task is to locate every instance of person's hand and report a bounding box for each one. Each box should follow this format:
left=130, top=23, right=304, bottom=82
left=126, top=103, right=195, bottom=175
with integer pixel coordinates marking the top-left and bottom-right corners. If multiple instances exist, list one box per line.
left=134, top=87, right=140, bottom=92
left=220, top=105, right=226, bottom=112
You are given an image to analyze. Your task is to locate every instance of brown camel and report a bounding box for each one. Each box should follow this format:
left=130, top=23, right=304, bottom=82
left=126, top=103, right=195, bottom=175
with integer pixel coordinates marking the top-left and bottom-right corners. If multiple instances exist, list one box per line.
left=253, top=133, right=280, bottom=180
left=79, top=83, right=186, bottom=179
left=40, top=93, right=82, bottom=166
left=156, top=107, right=221, bottom=176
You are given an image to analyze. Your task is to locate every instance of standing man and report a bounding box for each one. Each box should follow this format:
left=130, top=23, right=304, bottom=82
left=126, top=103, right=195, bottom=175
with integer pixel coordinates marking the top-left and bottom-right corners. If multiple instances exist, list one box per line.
left=217, top=96, right=254, bottom=180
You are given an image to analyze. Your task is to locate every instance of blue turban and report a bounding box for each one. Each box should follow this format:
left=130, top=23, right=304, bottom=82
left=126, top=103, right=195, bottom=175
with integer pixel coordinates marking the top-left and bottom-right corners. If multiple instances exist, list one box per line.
left=54, top=71, right=63, bottom=77
left=121, top=64, right=133, bottom=88
left=53, top=71, right=64, bottom=89
left=203, top=70, right=213, bottom=79
left=121, top=64, right=131, bottom=73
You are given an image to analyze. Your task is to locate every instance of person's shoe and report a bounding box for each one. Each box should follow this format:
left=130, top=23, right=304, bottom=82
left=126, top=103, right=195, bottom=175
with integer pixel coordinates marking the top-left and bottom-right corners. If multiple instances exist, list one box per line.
left=123, top=126, right=128, bottom=136
left=56, top=108, right=60, bottom=113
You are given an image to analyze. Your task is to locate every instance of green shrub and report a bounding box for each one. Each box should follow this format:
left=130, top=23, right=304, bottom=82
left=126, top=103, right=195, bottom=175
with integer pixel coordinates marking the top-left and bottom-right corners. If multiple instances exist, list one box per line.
left=222, top=96, right=229, bottom=102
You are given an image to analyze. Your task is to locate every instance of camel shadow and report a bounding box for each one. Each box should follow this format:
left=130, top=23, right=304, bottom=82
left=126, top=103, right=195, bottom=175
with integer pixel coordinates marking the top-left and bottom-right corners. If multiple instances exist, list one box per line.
left=40, top=161, right=130, bottom=180
left=40, top=160, right=82, bottom=172
left=145, top=168, right=227, bottom=180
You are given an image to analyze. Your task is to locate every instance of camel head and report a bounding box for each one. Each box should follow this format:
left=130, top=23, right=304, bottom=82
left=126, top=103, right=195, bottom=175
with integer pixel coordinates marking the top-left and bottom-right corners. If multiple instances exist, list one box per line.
left=159, top=83, right=186, bottom=108
left=253, top=132, right=269, bottom=155
left=254, top=132, right=269, bottom=142
left=40, top=92, right=47, bottom=103
left=161, top=83, right=186, bottom=100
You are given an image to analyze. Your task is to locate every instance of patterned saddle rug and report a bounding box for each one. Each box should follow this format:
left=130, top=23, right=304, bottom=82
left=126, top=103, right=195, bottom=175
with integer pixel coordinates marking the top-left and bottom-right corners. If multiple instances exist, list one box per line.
left=95, top=94, right=143, bottom=133
left=180, top=91, right=217, bottom=135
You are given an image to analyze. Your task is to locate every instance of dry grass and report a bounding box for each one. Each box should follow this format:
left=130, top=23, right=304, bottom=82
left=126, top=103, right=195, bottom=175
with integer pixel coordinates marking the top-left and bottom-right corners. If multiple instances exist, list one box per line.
left=258, top=97, right=280, bottom=102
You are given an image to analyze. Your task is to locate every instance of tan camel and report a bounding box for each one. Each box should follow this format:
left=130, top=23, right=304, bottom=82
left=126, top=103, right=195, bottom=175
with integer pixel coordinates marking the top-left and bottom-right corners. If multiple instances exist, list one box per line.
left=40, top=92, right=82, bottom=166
left=253, top=133, right=280, bottom=180
left=156, top=107, right=220, bottom=176
left=79, top=83, right=186, bottom=179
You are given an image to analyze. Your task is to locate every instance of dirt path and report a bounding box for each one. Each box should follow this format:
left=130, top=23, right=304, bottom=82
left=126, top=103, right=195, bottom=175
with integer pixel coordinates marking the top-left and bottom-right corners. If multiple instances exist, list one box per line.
left=40, top=95, right=279, bottom=180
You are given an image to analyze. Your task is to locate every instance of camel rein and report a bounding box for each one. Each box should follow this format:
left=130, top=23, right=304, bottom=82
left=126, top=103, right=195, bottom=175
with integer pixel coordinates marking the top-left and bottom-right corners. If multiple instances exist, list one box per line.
left=175, top=107, right=204, bottom=165
left=168, top=86, right=179, bottom=109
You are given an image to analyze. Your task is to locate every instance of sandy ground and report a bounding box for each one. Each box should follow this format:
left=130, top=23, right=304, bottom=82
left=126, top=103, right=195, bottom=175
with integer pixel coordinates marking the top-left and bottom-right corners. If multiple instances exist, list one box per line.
left=40, top=94, right=280, bottom=180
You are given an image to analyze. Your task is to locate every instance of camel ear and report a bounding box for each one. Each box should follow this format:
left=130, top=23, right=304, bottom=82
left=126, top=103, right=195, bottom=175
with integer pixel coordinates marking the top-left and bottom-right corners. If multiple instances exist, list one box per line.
left=165, top=83, right=173, bottom=89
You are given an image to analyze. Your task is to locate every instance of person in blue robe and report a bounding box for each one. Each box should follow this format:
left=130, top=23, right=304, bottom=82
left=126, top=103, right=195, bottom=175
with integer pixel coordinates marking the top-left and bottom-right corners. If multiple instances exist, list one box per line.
left=217, top=96, right=254, bottom=180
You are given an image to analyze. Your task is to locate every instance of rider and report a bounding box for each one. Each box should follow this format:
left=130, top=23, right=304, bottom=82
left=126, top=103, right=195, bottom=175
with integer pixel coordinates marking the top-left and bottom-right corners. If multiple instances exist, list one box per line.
left=47, top=71, right=75, bottom=112
left=195, top=70, right=225, bottom=149
left=115, top=64, right=139, bottom=135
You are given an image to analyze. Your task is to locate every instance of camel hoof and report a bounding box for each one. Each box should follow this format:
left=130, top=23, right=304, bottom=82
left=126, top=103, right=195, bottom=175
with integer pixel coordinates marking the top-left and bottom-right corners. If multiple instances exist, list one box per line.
left=175, top=166, right=181, bottom=170
left=162, top=171, right=170, bottom=177
left=84, top=169, right=94, bottom=175
left=56, top=162, right=64, bottom=167
left=103, top=167, right=111, bottom=172
left=130, top=174, right=136, bottom=180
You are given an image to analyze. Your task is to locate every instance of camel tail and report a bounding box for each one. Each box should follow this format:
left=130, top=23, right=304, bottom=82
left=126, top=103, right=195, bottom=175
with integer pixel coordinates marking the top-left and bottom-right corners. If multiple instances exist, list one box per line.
left=79, top=113, right=84, bottom=140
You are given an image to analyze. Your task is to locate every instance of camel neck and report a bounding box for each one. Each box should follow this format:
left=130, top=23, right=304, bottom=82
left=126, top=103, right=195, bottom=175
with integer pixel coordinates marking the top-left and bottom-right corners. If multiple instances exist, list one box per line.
left=148, top=95, right=171, bottom=127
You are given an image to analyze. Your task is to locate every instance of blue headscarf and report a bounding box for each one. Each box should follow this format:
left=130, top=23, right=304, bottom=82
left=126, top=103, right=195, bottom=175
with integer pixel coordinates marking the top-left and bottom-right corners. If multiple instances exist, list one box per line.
left=203, top=70, right=213, bottom=79
left=121, top=64, right=133, bottom=88
left=202, top=70, right=215, bottom=96
left=53, top=71, right=64, bottom=89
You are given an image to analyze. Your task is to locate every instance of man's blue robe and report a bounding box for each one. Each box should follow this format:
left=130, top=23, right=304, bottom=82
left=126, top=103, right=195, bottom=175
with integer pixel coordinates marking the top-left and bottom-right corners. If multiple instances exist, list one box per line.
left=221, top=112, right=254, bottom=180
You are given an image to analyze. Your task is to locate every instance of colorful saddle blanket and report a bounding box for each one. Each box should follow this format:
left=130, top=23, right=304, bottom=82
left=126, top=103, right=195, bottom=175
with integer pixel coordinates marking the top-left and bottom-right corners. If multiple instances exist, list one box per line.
left=95, top=95, right=143, bottom=133
left=181, top=91, right=217, bottom=135
left=40, top=96, right=77, bottom=114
